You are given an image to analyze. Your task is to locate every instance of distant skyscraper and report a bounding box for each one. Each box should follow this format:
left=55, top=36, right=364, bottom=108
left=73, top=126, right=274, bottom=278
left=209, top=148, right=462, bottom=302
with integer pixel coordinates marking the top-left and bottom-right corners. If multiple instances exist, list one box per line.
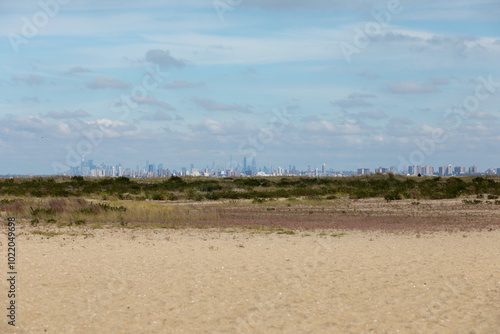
left=322, top=163, right=326, bottom=174
left=81, top=155, right=84, bottom=176
left=446, top=164, right=453, bottom=176
left=243, top=157, right=247, bottom=172
left=357, top=168, right=370, bottom=175
left=251, top=157, right=257, bottom=174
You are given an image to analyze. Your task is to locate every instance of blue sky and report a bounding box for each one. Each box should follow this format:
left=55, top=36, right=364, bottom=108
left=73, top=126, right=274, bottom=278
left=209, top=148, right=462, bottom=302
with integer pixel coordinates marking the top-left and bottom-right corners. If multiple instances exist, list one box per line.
left=1, top=0, right=499, bottom=174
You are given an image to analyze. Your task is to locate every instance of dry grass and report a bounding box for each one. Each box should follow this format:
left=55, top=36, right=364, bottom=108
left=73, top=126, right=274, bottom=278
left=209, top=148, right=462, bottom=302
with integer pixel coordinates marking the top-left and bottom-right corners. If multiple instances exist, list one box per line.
left=1, top=195, right=499, bottom=233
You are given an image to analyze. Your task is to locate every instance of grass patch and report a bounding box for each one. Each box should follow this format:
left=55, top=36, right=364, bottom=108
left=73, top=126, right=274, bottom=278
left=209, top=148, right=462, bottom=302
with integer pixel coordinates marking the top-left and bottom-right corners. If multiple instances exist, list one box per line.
left=276, top=230, right=296, bottom=235
left=463, top=199, right=482, bottom=204
left=31, top=230, right=94, bottom=238
left=31, top=230, right=64, bottom=237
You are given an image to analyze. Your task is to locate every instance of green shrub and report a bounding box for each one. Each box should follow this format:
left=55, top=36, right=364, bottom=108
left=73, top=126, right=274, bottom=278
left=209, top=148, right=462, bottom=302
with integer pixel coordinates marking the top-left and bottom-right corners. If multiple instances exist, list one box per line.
left=152, top=192, right=166, bottom=200
left=74, top=219, right=86, bottom=226
left=384, top=191, right=402, bottom=202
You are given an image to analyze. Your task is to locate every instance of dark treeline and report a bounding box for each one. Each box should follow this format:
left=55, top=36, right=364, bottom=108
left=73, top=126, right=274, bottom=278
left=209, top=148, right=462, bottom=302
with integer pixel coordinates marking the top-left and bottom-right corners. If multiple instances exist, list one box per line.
left=0, top=174, right=499, bottom=202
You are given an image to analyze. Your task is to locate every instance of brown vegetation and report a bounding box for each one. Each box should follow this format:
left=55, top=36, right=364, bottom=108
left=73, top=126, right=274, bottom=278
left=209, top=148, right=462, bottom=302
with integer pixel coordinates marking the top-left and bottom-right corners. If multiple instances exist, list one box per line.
left=2, top=196, right=499, bottom=233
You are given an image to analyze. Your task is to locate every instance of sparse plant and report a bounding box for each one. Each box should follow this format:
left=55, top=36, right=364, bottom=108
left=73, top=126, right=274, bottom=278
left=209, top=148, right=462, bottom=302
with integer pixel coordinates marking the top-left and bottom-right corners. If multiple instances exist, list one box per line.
left=152, top=192, right=166, bottom=200
left=74, top=219, right=86, bottom=226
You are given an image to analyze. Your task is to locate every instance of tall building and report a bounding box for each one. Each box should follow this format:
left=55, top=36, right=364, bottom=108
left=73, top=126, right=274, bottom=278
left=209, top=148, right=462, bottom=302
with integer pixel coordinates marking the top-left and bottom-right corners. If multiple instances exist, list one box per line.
left=375, top=167, right=389, bottom=174
left=469, top=165, right=478, bottom=175
left=81, top=155, right=85, bottom=176
left=243, top=157, right=247, bottom=172
left=454, top=166, right=466, bottom=175
left=251, top=157, right=257, bottom=174
left=424, top=166, right=434, bottom=175
left=408, top=165, right=423, bottom=176
left=446, top=165, right=453, bottom=176
left=357, top=168, right=370, bottom=175
left=322, top=163, right=326, bottom=174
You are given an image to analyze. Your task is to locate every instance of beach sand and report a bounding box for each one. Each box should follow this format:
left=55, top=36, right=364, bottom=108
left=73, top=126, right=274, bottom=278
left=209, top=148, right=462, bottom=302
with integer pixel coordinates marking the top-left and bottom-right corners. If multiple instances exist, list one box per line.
left=1, top=226, right=499, bottom=333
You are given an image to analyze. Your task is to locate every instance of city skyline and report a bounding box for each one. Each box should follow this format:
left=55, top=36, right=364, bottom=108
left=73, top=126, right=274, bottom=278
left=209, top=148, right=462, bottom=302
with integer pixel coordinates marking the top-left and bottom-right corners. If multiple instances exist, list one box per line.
left=3, top=154, right=498, bottom=178
left=1, top=1, right=500, bottom=175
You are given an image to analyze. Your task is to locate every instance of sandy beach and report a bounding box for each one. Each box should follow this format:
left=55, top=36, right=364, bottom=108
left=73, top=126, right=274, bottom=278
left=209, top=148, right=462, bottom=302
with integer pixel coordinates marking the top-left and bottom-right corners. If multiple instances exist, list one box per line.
left=1, top=225, right=499, bottom=333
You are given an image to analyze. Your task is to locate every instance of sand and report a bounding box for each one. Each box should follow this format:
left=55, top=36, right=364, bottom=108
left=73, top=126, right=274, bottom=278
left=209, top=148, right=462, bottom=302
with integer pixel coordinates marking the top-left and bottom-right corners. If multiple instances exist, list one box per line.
left=1, top=226, right=499, bottom=333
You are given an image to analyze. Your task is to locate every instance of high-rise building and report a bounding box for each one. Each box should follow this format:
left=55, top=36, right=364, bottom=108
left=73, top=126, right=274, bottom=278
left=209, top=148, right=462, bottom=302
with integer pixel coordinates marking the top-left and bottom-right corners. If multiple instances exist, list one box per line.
left=469, top=165, right=478, bottom=175
left=243, top=157, right=247, bottom=172
left=454, top=166, right=466, bottom=175
left=446, top=165, right=453, bottom=176
left=408, top=165, right=424, bottom=176
left=81, top=155, right=85, bottom=176
left=322, top=163, right=326, bottom=174
left=424, top=166, right=434, bottom=175
left=251, top=157, right=257, bottom=174
left=357, top=168, right=370, bottom=175
left=375, top=167, right=389, bottom=174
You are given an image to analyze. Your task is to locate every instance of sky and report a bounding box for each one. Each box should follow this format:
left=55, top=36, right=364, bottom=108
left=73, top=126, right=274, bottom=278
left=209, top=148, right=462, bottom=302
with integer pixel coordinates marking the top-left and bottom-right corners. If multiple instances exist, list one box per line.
left=1, top=0, right=499, bottom=175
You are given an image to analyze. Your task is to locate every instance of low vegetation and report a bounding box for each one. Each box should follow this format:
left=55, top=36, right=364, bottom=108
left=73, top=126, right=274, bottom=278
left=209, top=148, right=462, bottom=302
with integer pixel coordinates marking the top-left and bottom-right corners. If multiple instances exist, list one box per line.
left=1, top=175, right=499, bottom=232
left=0, top=174, right=498, bottom=202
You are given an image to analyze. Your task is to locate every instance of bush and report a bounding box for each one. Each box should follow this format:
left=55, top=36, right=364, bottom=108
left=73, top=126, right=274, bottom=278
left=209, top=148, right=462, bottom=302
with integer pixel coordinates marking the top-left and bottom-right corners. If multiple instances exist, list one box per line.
left=152, top=192, right=166, bottom=200
left=463, top=199, right=482, bottom=205
left=30, top=207, right=55, bottom=216
left=49, top=198, right=66, bottom=213
left=166, top=193, right=178, bottom=201
left=205, top=192, right=221, bottom=200
left=252, top=198, right=267, bottom=204
left=385, top=191, right=402, bottom=202
left=97, top=203, right=126, bottom=212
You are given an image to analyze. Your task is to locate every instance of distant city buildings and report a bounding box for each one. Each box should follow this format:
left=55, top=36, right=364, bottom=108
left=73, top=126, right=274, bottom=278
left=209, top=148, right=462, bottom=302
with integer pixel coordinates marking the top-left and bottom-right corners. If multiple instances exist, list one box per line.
left=47, top=156, right=500, bottom=179
left=375, top=167, right=390, bottom=174
left=357, top=168, right=370, bottom=175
